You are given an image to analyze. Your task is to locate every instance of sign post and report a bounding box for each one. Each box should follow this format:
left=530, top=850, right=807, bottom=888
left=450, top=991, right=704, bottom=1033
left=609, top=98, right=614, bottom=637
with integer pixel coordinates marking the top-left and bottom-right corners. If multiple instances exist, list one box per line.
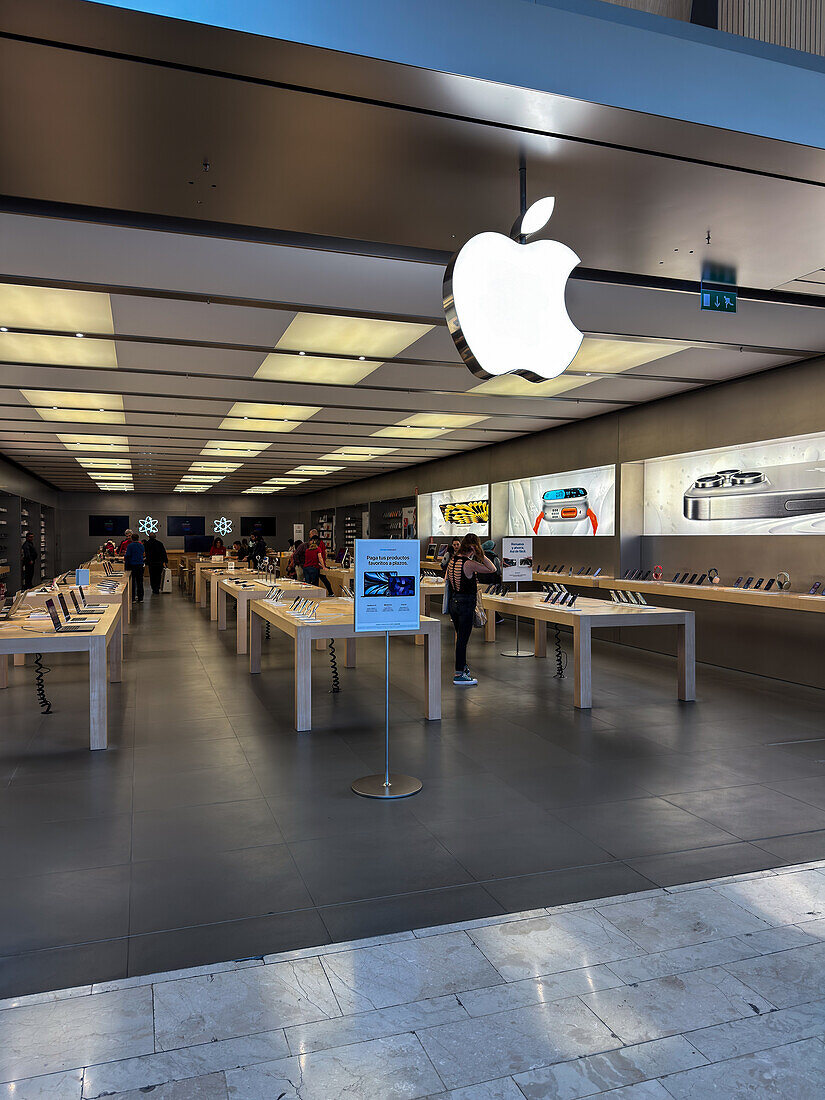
left=351, top=539, right=422, bottom=799
left=501, top=536, right=533, bottom=658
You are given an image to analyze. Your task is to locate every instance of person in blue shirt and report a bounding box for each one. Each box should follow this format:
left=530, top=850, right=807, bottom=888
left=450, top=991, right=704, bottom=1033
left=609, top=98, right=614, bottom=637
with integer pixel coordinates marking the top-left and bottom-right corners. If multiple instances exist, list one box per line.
left=123, top=532, right=146, bottom=603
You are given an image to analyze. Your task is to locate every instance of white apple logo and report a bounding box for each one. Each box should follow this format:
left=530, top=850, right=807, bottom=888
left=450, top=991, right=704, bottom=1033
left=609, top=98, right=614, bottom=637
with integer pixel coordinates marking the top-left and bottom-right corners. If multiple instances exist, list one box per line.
left=443, top=197, right=583, bottom=382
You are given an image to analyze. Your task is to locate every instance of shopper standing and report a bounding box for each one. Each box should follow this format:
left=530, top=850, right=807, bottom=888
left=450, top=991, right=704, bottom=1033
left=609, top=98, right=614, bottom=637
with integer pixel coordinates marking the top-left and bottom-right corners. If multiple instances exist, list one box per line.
left=309, top=528, right=334, bottom=593
left=291, top=539, right=306, bottom=581
left=145, top=532, right=168, bottom=595
left=302, top=536, right=325, bottom=587
left=446, top=533, right=495, bottom=686
left=20, top=531, right=37, bottom=590
left=440, top=537, right=461, bottom=575
left=117, top=530, right=133, bottom=556
left=123, top=532, right=145, bottom=603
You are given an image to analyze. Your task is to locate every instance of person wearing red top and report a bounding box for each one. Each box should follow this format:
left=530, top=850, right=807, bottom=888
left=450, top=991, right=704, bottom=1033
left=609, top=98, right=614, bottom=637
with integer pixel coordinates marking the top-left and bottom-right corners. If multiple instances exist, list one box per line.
left=308, top=528, right=333, bottom=593
left=302, top=537, right=326, bottom=587
left=117, top=530, right=133, bottom=556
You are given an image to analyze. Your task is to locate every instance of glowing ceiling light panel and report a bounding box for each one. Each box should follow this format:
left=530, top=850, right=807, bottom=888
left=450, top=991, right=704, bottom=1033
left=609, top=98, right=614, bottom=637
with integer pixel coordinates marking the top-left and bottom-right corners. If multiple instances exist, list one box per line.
left=444, top=197, right=582, bottom=382
left=255, top=313, right=432, bottom=386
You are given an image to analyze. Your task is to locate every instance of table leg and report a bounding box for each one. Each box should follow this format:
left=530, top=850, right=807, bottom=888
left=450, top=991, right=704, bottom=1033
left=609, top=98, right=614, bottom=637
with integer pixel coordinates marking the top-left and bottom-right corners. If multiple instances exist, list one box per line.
left=0, top=655, right=7, bottom=688
left=210, top=576, right=219, bottom=621
left=573, top=620, right=592, bottom=709
left=534, top=619, right=547, bottom=658
left=484, top=609, right=496, bottom=643
left=109, top=617, right=122, bottom=683
left=200, top=574, right=208, bottom=607
left=678, top=616, right=696, bottom=702
left=121, top=585, right=130, bottom=634
left=14, top=653, right=25, bottom=666
left=218, top=586, right=227, bottom=631
left=294, top=632, right=312, bottom=731
left=237, top=596, right=248, bottom=655
left=345, top=637, right=356, bottom=668
left=89, top=638, right=108, bottom=750
left=424, top=627, right=441, bottom=721
left=249, top=607, right=262, bottom=674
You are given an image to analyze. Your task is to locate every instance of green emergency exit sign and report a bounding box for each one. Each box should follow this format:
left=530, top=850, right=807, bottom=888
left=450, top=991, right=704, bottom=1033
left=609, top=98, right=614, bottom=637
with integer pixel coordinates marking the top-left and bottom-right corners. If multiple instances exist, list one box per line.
left=700, top=286, right=737, bottom=313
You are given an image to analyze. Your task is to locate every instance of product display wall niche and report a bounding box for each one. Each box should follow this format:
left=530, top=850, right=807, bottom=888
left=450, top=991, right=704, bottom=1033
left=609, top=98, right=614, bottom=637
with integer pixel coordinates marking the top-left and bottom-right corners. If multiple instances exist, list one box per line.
left=644, top=430, right=825, bottom=535
left=506, top=465, right=615, bottom=536
left=430, top=483, right=490, bottom=538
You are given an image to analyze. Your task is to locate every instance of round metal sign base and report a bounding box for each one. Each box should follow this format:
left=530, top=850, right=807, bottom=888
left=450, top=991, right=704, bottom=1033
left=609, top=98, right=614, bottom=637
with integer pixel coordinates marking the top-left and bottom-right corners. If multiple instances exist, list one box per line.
left=352, top=773, right=423, bottom=799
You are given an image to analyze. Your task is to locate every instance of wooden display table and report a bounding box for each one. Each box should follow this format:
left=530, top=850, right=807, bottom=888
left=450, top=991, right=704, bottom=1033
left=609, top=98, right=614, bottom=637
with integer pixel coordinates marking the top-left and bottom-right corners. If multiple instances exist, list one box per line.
left=193, top=558, right=232, bottom=606
left=480, top=591, right=695, bottom=709
left=249, top=598, right=441, bottom=731
left=0, top=604, right=123, bottom=749
left=606, top=577, right=825, bottom=613
left=417, top=576, right=445, bottom=646
left=216, top=574, right=326, bottom=654
left=204, top=565, right=255, bottom=621
left=21, top=577, right=130, bottom=647
left=533, top=570, right=611, bottom=589
left=321, top=565, right=355, bottom=596
left=420, top=560, right=443, bottom=574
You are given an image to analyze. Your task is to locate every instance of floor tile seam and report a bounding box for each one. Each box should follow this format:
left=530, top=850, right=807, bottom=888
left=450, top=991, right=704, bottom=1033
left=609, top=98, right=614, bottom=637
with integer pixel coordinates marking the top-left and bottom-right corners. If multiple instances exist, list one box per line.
left=660, top=782, right=825, bottom=820
left=651, top=1034, right=825, bottom=1095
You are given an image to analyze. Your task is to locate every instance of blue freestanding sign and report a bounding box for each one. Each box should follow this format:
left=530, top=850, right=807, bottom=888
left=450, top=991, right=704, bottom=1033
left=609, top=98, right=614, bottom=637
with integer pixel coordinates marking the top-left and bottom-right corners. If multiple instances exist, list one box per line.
left=353, top=539, right=419, bottom=633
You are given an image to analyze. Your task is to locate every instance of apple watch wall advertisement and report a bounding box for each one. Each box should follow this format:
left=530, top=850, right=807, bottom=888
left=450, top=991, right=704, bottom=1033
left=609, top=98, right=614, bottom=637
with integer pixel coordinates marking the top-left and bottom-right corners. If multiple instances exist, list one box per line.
left=505, top=464, right=615, bottom=537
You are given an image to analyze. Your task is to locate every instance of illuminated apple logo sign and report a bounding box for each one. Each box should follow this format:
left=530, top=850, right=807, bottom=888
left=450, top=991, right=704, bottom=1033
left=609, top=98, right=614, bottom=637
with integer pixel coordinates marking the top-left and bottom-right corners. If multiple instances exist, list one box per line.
left=443, top=197, right=582, bottom=382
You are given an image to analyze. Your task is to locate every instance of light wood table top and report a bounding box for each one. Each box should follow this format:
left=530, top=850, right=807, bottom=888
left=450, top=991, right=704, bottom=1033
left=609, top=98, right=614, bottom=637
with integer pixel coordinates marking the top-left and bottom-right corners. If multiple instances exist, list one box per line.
left=533, top=570, right=611, bottom=588
left=480, top=591, right=694, bottom=709
left=214, top=574, right=326, bottom=653
left=248, top=597, right=441, bottom=731
left=0, top=603, right=123, bottom=749
left=605, top=577, right=825, bottom=613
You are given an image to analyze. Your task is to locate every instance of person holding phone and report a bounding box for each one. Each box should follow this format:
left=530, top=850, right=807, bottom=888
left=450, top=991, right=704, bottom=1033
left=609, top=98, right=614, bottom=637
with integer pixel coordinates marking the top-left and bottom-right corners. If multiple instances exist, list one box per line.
left=446, top=533, right=495, bottom=686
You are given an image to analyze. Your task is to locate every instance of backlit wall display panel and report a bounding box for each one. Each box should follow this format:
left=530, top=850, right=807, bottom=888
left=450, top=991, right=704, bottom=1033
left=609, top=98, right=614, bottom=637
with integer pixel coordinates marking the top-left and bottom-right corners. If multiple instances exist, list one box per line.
left=507, top=465, right=615, bottom=536
left=167, top=515, right=205, bottom=537
left=89, top=515, right=129, bottom=537
left=644, top=431, right=825, bottom=535
left=430, top=483, right=490, bottom=538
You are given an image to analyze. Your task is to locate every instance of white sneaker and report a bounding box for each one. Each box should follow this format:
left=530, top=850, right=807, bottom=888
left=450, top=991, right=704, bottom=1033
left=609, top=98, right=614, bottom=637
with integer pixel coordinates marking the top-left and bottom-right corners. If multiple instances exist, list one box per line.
left=453, top=670, right=477, bottom=686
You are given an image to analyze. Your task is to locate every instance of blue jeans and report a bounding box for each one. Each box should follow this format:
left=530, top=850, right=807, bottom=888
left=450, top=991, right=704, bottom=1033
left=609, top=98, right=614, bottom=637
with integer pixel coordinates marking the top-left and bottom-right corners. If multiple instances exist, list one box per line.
left=303, top=566, right=320, bottom=586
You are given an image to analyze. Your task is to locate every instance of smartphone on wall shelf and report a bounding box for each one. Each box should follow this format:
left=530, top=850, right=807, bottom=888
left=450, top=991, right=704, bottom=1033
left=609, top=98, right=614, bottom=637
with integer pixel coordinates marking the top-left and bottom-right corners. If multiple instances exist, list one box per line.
left=641, top=570, right=652, bottom=580
left=764, top=578, right=776, bottom=591
left=695, top=574, right=707, bottom=585
left=808, top=581, right=821, bottom=595
left=686, top=573, right=697, bottom=584
left=593, top=567, right=602, bottom=577
left=678, top=573, right=689, bottom=583
left=671, top=573, right=680, bottom=582
left=753, top=578, right=765, bottom=590
left=743, top=577, right=754, bottom=589
left=733, top=577, right=743, bottom=587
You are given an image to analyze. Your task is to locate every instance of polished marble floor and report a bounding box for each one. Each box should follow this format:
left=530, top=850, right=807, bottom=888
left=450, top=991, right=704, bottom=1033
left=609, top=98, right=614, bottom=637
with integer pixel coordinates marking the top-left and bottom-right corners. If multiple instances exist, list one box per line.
left=2, top=588, right=825, bottom=997
left=2, top=862, right=825, bottom=1097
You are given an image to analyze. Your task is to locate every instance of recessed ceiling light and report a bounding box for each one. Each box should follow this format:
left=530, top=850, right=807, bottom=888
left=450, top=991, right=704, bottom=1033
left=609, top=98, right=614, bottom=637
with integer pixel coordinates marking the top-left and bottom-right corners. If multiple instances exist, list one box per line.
left=0, top=327, right=7, bottom=333
left=358, top=356, right=366, bottom=361
left=298, top=351, right=305, bottom=356
left=75, top=332, right=84, bottom=338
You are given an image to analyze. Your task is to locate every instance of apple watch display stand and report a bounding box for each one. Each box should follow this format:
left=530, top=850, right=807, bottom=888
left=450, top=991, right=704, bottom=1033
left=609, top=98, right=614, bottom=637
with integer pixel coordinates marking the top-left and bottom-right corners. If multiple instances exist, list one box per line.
left=352, top=631, right=422, bottom=799
left=501, top=581, right=531, bottom=658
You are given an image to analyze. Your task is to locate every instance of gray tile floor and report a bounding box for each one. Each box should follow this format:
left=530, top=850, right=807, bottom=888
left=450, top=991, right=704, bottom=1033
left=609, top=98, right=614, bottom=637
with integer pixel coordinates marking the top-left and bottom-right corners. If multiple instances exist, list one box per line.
left=2, top=863, right=825, bottom=1098
left=1, top=589, right=825, bottom=998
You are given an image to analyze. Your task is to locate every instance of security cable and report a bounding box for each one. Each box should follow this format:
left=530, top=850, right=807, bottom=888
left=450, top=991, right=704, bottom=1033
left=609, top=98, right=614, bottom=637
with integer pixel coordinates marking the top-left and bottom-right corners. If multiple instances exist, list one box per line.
left=34, top=652, right=52, bottom=714
left=328, top=638, right=341, bottom=693
left=554, top=624, right=568, bottom=679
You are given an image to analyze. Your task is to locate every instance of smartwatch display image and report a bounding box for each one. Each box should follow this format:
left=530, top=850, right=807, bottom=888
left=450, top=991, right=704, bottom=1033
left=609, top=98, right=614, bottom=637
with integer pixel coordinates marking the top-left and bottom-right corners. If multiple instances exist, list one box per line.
left=533, top=488, right=598, bottom=535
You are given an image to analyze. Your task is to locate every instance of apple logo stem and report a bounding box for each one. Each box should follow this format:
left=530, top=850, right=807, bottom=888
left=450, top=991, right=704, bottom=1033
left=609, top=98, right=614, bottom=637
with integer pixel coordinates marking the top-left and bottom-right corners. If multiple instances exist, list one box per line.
left=444, top=197, right=583, bottom=382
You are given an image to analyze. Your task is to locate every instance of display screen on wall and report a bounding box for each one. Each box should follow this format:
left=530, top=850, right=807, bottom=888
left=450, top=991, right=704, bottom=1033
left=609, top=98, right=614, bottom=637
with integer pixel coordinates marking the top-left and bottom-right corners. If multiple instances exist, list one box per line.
left=506, top=465, right=615, bottom=536
left=430, top=483, right=490, bottom=538
left=644, top=431, right=825, bottom=535
left=241, top=516, right=277, bottom=537
left=88, top=515, right=130, bottom=537
left=167, top=515, right=205, bottom=537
